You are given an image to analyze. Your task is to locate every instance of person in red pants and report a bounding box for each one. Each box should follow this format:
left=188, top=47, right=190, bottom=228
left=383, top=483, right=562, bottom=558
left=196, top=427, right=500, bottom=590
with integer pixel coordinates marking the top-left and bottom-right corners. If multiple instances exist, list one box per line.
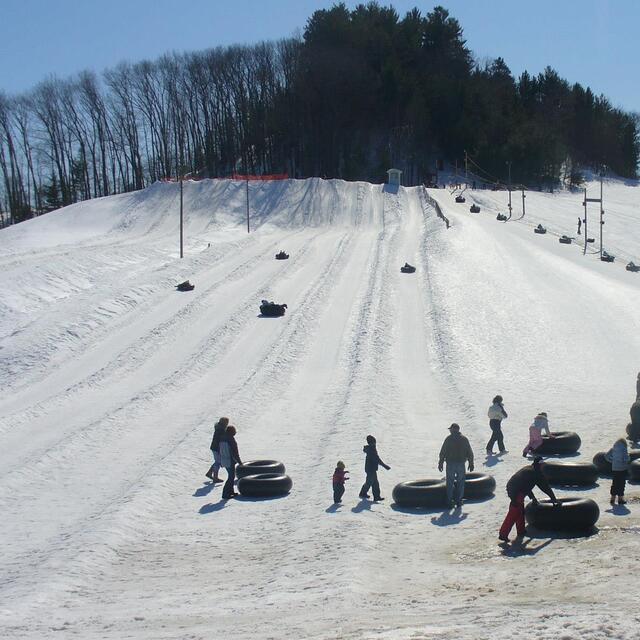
left=499, top=457, right=558, bottom=542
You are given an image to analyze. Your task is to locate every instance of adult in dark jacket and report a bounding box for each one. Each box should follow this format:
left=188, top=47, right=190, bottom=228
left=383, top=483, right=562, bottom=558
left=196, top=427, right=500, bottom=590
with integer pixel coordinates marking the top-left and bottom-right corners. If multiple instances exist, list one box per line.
left=499, top=457, right=558, bottom=542
left=438, top=423, right=474, bottom=508
left=205, top=417, right=229, bottom=482
left=487, top=395, right=508, bottom=455
left=219, top=425, right=243, bottom=500
left=359, top=435, right=390, bottom=501
left=631, top=372, right=640, bottom=426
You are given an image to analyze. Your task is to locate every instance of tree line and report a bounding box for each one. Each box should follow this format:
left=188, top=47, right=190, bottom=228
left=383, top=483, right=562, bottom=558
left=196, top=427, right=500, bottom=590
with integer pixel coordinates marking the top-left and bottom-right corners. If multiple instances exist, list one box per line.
left=1, top=3, right=638, bottom=226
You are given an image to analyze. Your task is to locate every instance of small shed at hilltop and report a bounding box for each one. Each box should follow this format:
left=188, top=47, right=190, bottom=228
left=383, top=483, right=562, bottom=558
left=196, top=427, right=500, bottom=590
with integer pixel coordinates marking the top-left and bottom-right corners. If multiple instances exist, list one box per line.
left=387, top=168, right=402, bottom=186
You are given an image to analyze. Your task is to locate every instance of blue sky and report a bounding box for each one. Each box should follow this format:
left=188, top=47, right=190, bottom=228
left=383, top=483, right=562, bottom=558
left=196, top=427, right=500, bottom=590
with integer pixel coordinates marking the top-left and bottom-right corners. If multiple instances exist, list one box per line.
left=1, top=0, right=638, bottom=112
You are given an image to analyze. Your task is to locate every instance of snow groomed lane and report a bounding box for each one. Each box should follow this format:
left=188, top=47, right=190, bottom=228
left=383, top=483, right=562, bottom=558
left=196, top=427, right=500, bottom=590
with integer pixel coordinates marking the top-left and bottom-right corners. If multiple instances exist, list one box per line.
left=1, top=178, right=640, bottom=639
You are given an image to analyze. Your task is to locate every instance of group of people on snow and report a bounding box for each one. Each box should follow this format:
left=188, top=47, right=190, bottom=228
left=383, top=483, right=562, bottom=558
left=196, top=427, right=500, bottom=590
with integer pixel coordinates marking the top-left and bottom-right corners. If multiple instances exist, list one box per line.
left=205, top=374, right=638, bottom=540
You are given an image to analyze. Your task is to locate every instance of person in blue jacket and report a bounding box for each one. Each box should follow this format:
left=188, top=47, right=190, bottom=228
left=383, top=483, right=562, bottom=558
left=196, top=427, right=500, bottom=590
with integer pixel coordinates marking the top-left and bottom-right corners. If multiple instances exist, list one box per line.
left=359, top=435, right=390, bottom=501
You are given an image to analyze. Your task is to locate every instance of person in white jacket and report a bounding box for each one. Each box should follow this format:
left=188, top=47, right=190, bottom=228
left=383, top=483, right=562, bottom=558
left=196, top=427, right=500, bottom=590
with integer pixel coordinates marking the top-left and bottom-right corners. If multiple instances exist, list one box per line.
left=487, top=395, right=508, bottom=455
left=605, top=438, right=630, bottom=506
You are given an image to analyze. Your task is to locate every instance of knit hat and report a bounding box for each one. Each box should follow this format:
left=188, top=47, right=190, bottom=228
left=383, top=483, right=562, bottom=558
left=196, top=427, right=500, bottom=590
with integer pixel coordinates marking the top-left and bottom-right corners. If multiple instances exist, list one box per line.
left=493, top=395, right=503, bottom=403
left=336, top=461, right=345, bottom=469
left=366, top=435, right=376, bottom=445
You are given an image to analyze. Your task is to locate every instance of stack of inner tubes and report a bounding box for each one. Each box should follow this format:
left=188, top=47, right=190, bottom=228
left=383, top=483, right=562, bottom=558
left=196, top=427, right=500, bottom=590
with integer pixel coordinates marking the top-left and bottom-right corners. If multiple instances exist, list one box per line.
left=525, top=497, right=599, bottom=532
left=236, top=460, right=285, bottom=478
left=236, top=460, right=292, bottom=497
left=535, top=431, right=581, bottom=455
left=630, top=459, right=640, bottom=482
left=542, top=460, right=598, bottom=486
left=628, top=420, right=640, bottom=442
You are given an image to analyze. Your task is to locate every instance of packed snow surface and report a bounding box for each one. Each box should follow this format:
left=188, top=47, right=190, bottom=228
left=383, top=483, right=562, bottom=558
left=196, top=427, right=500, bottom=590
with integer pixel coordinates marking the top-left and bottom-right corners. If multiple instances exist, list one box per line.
left=1, top=177, right=639, bottom=639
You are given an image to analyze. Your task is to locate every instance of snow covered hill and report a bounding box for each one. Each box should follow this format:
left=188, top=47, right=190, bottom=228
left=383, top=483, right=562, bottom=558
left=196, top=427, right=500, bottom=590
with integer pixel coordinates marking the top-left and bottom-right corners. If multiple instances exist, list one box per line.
left=1, top=177, right=639, bottom=640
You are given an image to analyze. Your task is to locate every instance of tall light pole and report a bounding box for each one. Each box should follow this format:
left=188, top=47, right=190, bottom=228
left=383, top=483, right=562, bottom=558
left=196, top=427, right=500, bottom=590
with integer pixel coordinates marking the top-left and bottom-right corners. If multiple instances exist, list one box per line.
left=179, top=176, right=184, bottom=259
left=179, top=169, right=196, bottom=259
left=246, top=177, right=250, bottom=233
left=506, top=160, right=512, bottom=219
left=599, top=166, right=605, bottom=260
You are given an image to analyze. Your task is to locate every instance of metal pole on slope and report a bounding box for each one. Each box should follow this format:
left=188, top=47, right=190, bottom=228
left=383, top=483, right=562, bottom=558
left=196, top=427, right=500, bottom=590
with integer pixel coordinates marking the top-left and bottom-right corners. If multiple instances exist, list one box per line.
left=521, top=187, right=526, bottom=218
left=506, top=161, right=512, bottom=219
left=583, top=188, right=588, bottom=256
left=246, top=177, right=250, bottom=233
left=179, top=176, right=184, bottom=259
left=464, top=150, right=468, bottom=187
left=599, top=170, right=604, bottom=260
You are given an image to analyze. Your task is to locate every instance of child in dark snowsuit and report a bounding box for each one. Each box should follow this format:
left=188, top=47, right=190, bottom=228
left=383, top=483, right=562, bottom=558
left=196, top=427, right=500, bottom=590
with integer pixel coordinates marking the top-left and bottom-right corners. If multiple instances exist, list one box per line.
left=332, top=461, right=349, bottom=503
left=359, top=435, right=390, bottom=501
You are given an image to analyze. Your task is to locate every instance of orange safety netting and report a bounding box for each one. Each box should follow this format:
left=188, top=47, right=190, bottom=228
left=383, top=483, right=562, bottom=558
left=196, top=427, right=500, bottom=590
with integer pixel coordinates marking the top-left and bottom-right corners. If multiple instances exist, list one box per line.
left=232, top=173, right=289, bottom=181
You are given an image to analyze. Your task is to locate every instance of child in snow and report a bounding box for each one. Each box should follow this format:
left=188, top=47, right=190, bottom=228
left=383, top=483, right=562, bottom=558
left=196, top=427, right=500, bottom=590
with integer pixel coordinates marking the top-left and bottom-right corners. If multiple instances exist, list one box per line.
left=605, top=438, right=630, bottom=505
left=522, top=412, right=552, bottom=457
left=332, top=461, right=349, bottom=503
left=487, top=395, right=508, bottom=454
left=359, top=435, right=391, bottom=501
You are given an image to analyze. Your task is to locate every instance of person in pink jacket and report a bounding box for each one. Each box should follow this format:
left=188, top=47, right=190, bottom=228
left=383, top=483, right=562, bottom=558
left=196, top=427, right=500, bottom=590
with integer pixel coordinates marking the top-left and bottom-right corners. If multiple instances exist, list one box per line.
left=522, top=412, right=552, bottom=457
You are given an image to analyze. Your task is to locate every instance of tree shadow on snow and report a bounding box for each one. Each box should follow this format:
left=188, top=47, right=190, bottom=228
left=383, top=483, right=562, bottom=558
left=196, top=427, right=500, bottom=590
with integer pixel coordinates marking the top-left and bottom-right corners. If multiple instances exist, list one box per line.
left=326, top=503, right=342, bottom=513
left=430, top=507, right=468, bottom=526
